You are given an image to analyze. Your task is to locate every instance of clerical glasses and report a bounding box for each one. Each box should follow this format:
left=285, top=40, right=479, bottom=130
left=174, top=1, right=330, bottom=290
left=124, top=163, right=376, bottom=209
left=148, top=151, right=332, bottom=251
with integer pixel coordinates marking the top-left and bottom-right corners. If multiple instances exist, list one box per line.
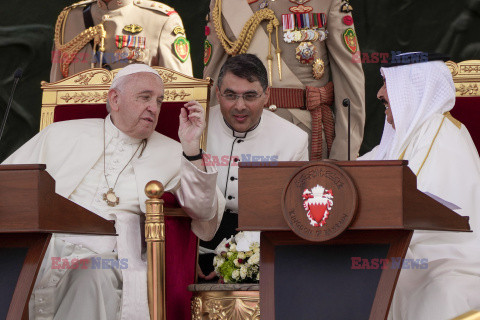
left=220, top=91, right=264, bottom=103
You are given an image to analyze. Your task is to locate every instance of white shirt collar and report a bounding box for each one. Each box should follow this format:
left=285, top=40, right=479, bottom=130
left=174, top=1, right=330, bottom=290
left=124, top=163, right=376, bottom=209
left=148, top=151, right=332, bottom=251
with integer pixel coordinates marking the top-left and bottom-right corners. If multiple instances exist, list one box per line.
left=105, top=114, right=143, bottom=145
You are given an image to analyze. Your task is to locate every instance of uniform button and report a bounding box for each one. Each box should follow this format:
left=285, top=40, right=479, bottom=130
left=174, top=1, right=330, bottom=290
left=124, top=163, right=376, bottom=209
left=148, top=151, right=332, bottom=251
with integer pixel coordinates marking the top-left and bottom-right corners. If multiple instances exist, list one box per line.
left=227, top=195, right=234, bottom=200
left=230, top=176, right=235, bottom=181
left=237, top=140, right=243, bottom=143
left=233, top=158, right=239, bottom=162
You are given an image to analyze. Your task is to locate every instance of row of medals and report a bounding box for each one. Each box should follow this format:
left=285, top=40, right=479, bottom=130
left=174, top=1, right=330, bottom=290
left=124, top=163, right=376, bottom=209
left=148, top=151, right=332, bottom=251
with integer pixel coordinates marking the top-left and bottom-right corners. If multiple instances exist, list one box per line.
left=260, top=0, right=326, bottom=80
left=114, top=25, right=147, bottom=62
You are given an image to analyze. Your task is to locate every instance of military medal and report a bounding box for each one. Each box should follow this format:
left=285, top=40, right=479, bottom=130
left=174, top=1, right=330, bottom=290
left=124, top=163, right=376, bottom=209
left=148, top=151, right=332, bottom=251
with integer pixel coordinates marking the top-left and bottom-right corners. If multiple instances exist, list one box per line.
left=204, top=40, right=212, bottom=66
left=259, top=0, right=269, bottom=9
left=312, top=58, right=325, bottom=79
left=103, top=189, right=120, bottom=207
left=173, top=36, right=190, bottom=62
left=115, top=35, right=146, bottom=62
left=296, top=42, right=316, bottom=64
left=123, top=24, right=143, bottom=34
left=343, top=28, right=358, bottom=53
left=282, top=14, right=327, bottom=43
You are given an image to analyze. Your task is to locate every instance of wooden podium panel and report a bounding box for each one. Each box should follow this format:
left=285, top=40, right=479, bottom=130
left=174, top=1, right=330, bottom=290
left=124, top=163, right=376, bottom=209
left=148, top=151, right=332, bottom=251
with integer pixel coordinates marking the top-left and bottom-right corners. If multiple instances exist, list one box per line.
left=0, top=164, right=116, bottom=234
left=0, top=165, right=116, bottom=320
left=238, top=161, right=470, bottom=320
left=239, top=160, right=469, bottom=232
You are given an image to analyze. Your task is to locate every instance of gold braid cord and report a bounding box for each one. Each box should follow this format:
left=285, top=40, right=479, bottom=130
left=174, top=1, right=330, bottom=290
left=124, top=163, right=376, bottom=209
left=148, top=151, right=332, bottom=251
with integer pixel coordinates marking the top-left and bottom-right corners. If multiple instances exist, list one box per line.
left=212, top=0, right=281, bottom=83
left=54, top=7, right=106, bottom=78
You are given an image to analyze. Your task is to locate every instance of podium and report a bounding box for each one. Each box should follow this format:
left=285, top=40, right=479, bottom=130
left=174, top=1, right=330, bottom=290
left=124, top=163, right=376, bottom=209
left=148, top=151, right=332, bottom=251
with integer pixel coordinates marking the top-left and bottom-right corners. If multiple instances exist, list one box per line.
left=238, top=160, right=471, bottom=320
left=0, top=164, right=116, bottom=320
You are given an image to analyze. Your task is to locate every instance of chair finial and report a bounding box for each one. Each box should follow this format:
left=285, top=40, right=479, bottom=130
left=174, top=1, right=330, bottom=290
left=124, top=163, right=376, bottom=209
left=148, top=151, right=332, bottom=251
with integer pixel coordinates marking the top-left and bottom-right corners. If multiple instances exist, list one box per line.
left=145, top=180, right=164, bottom=199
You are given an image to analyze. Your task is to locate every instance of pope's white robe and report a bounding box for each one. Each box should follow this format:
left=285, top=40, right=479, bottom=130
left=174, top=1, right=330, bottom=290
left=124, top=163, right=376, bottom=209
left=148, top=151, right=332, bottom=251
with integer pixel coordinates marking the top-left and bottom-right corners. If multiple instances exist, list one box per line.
left=3, top=116, right=225, bottom=320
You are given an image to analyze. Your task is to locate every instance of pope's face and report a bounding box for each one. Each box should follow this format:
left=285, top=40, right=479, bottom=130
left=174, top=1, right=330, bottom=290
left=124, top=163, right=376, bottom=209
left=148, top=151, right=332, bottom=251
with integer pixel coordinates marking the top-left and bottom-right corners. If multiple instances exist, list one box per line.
left=109, top=72, right=164, bottom=139
left=377, top=79, right=395, bottom=130
left=216, top=71, right=269, bottom=132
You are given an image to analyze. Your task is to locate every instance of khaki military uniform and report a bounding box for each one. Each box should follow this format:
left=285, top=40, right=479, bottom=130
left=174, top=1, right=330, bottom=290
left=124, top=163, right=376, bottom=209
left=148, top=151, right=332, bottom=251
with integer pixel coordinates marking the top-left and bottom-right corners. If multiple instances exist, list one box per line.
left=51, top=0, right=193, bottom=82
left=204, top=0, right=365, bottom=160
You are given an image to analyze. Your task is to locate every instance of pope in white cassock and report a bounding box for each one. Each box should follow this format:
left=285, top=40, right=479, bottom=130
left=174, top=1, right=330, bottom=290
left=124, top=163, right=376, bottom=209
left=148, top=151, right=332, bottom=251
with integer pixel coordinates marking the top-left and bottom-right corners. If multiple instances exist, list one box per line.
left=2, top=64, right=225, bottom=320
left=197, top=54, right=309, bottom=280
left=359, top=53, right=480, bottom=319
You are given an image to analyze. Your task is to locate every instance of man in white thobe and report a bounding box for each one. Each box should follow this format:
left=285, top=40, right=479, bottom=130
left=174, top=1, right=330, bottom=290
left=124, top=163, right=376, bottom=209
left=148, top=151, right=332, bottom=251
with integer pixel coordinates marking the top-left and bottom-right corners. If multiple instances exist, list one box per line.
left=3, top=64, right=224, bottom=320
left=197, top=54, right=309, bottom=279
left=359, top=52, right=480, bottom=320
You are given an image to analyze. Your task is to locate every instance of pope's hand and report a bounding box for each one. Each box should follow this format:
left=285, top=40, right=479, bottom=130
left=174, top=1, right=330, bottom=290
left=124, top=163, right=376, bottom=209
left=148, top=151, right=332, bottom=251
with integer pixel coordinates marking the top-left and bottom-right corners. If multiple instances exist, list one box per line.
left=178, top=101, right=205, bottom=156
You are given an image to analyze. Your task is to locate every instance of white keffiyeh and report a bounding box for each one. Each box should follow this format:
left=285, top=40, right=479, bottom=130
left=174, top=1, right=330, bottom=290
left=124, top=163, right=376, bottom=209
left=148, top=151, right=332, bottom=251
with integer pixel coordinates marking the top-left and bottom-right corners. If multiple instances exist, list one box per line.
left=360, top=61, right=455, bottom=160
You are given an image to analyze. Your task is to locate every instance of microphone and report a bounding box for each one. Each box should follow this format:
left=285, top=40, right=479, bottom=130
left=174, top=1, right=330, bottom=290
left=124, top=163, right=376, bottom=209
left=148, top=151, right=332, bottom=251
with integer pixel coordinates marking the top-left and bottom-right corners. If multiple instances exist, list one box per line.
left=0, top=68, right=23, bottom=143
left=342, top=98, right=351, bottom=161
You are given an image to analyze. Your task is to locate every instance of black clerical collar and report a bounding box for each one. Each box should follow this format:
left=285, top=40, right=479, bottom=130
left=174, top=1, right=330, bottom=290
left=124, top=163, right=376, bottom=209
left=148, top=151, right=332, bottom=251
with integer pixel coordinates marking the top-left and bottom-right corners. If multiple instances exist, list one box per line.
left=223, top=118, right=261, bottom=138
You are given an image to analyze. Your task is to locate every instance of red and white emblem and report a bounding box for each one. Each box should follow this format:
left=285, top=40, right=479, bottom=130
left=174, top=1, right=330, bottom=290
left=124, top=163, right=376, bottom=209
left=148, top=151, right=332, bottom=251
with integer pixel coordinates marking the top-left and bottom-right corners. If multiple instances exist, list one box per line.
left=302, top=185, right=334, bottom=227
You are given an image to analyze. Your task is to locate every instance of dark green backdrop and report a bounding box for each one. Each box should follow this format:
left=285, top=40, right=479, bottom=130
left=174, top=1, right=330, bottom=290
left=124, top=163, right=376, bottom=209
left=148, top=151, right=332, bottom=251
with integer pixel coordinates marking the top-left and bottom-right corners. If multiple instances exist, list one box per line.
left=1, top=0, right=479, bottom=161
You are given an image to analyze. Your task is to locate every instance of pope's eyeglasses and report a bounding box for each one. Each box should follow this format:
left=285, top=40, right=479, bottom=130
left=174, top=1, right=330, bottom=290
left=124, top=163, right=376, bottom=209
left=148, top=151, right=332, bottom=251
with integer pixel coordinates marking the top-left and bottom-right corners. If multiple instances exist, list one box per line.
left=220, top=92, right=264, bottom=103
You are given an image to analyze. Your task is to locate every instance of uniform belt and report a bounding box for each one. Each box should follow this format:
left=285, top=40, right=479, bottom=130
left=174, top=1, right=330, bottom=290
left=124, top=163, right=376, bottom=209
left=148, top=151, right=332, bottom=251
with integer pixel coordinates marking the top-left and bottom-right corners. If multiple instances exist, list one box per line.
left=266, top=82, right=335, bottom=160
left=267, top=87, right=306, bottom=109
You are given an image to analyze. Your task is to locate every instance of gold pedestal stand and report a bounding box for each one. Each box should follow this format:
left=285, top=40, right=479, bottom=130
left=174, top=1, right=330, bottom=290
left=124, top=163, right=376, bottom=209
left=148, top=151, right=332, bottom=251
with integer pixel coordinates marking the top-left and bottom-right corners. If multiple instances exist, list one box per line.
left=189, top=284, right=260, bottom=319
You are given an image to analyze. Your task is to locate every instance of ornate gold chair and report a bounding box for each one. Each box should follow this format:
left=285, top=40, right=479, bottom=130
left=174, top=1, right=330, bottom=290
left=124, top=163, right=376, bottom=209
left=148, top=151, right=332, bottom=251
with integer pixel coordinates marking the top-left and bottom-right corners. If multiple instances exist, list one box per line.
left=41, top=67, right=212, bottom=320
left=446, top=60, right=480, bottom=152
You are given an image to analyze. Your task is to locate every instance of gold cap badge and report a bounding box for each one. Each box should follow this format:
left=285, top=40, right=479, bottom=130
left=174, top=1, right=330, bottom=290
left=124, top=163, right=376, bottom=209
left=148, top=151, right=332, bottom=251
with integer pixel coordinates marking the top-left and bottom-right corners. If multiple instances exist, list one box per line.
left=123, top=24, right=143, bottom=34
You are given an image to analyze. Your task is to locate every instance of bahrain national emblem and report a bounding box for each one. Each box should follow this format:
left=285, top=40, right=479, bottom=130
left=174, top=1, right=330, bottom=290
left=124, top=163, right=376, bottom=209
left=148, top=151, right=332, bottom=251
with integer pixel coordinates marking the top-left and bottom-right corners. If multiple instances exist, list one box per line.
left=302, top=185, right=333, bottom=227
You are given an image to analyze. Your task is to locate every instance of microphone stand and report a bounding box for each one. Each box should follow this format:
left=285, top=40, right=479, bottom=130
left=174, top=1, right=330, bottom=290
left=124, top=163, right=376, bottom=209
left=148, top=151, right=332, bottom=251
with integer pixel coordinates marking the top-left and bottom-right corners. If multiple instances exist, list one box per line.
left=0, top=68, right=23, bottom=143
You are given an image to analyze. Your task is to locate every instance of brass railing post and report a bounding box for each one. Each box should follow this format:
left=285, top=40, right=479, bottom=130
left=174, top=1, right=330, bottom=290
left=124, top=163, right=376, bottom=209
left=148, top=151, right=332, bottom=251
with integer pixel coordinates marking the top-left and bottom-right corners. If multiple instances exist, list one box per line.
left=145, top=181, right=166, bottom=320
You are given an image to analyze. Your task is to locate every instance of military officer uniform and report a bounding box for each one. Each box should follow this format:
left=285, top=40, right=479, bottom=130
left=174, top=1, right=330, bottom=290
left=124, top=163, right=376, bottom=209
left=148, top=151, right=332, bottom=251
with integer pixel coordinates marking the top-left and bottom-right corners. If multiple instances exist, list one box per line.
left=203, top=0, right=365, bottom=160
left=51, top=0, right=193, bottom=82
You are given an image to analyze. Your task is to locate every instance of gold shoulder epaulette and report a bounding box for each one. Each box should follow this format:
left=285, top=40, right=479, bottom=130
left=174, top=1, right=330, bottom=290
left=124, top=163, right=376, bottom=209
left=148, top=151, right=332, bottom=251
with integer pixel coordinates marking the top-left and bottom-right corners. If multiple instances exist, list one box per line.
left=133, top=0, right=177, bottom=15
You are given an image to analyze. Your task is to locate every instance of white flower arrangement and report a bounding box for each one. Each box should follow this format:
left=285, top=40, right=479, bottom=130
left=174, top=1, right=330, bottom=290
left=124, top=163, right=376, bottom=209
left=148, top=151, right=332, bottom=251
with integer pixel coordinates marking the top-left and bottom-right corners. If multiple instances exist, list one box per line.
left=213, top=231, right=260, bottom=283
